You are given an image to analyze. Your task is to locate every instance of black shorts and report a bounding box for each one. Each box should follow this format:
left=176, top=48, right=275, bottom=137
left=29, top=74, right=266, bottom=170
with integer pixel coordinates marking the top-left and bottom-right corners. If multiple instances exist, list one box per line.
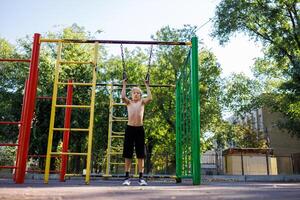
left=123, top=125, right=145, bottom=159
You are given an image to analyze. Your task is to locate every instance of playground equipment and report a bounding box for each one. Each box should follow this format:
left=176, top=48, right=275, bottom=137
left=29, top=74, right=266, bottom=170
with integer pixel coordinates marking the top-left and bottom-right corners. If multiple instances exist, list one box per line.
left=0, top=34, right=40, bottom=184
left=0, top=34, right=200, bottom=185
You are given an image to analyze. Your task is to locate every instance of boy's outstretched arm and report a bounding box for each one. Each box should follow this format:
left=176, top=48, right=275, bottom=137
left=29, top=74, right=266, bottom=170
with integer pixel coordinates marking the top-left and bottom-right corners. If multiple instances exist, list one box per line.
left=143, top=80, right=152, bottom=104
left=121, top=79, right=130, bottom=104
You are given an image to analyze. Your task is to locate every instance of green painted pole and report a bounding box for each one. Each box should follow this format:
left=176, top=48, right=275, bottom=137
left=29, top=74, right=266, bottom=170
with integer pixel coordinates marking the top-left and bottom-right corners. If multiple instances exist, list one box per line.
left=190, top=37, right=201, bottom=185
left=175, top=80, right=182, bottom=183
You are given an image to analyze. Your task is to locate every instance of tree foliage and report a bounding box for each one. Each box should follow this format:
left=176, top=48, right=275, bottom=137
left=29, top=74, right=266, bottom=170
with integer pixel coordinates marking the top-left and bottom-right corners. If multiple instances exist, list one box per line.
left=212, top=0, right=300, bottom=136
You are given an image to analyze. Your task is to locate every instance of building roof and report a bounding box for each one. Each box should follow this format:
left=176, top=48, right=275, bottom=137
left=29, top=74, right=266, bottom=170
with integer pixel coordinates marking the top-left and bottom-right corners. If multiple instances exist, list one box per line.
left=223, top=148, right=274, bottom=155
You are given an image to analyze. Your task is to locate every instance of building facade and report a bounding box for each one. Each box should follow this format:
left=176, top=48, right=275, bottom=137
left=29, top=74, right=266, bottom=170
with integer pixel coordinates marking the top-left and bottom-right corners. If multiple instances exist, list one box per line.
left=236, top=107, right=300, bottom=174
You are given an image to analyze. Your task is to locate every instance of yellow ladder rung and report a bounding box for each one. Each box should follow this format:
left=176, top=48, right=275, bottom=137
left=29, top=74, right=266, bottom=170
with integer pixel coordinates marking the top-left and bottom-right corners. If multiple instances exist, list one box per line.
left=112, top=116, right=127, bottom=120
left=58, top=82, right=93, bottom=86
left=112, top=103, right=126, bottom=106
left=51, top=152, right=88, bottom=156
left=65, top=174, right=83, bottom=177
left=53, top=128, right=89, bottom=132
left=60, top=61, right=93, bottom=65
left=111, top=147, right=123, bottom=151
left=112, top=131, right=125, bottom=135
left=108, top=152, right=123, bottom=155
left=112, top=119, right=128, bottom=122
left=111, top=135, right=124, bottom=138
left=56, top=105, right=91, bottom=108
left=110, top=162, right=125, bottom=165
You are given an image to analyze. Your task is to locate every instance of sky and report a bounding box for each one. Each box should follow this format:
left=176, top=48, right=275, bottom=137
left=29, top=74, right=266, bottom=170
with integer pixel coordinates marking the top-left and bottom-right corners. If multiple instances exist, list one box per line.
left=0, top=0, right=263, bottom=77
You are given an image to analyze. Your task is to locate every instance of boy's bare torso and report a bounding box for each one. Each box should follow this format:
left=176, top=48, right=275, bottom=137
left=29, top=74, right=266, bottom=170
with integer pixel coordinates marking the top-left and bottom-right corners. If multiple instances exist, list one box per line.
left=127, top=100, right=144, bottom=126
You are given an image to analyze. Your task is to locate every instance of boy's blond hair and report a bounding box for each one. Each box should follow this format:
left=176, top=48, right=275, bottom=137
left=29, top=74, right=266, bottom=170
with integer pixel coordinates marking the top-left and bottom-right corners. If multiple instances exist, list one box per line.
left=131, top=87, right=142, bottom=95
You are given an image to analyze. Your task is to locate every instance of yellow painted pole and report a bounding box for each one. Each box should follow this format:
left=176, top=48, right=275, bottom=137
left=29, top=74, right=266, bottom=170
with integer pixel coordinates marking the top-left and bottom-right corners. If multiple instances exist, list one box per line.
left=44, top=42, right=62, bottom=183
left=105, top=85, right=113, bottom=176
left=85, top=42, right=98, bottom=184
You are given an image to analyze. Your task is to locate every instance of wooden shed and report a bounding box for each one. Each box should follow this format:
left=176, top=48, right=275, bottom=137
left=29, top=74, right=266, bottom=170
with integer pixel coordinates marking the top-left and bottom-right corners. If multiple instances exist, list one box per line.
left=223, top=148, right=278, bottom=175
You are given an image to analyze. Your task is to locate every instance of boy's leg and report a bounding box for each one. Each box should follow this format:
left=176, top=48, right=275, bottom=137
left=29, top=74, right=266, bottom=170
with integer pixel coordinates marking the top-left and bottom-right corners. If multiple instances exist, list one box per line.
left=138, top=158, right=145, bottom=178
left=135, top=127, right=147, bottom=185
left=122, top=158, right=132, bottom=186
left=125, top=158, right=132, bottom=176
left=137, top=158, right=147, bottom=186
left=122, top=126, right=134, bottom=185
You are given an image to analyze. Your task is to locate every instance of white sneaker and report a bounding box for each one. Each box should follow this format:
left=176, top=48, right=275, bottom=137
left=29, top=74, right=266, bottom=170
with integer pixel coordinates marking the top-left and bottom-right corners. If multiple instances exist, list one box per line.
left=122, top=179, right=131, bottom=186
left=138, top=179, right=147, bottom=186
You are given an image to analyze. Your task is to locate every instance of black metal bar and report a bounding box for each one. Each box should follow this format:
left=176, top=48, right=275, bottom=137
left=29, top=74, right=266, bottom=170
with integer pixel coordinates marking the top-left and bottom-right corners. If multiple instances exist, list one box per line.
left=41, top=39, right=191, bottom=46
left=96, top=83, right=175, bottom=88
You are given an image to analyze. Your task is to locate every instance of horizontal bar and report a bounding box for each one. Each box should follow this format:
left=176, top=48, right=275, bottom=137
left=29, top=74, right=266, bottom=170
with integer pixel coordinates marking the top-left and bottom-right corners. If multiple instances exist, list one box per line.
left=0, top=143, right=19, bottom=147
left=109, top=152, right=123, bottom=155
left=112, top=119, right=128, bottom=122
left=112, top=131, right=125, bottom=135
left=51, top=152, right=88, bottom=156
left=60, top=61, right=93, bottom=65
left=65, top=173, right=83, bottom=177
left=111, top=135, right=124, bottom=138
left=112, top=117, right=128, bottom=122
left=40, top=38, right=191, bottom=46
left=0, top=58, right=30, bottom=63
left=53, top=128, right=89, bottom=132
left=58, top=82, right=93, bottom=86
left=112, top=116, right=127, bottom=119
left=0, top=121, right=22, bottom=125
left=112, top=103, right=126, bottom=106
left=111, top=148, right=123, bottom=151
left=181, top=175, right=193, bottom=178
left=0, top=166, right=17, bottom=169
left=97, top=83, right=175, bottom=88
left=56, top=105, right=91, bottom=108
left=110, top=162, right=125, bottom=165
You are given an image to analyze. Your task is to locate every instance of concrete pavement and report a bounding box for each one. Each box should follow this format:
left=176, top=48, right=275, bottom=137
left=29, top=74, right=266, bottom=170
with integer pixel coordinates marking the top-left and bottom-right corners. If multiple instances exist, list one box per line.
left=0, top=178, right=300, bottom=200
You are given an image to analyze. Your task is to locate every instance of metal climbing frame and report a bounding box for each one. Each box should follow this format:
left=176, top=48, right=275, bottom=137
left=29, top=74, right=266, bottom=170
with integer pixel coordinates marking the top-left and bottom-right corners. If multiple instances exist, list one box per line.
left=0, top=33, right=41, bottom=184
left=0, top=34, right=199, bottom=185
left=44, top=42, right=99, bottom=184
left=176, top=37, right=201, bottom=185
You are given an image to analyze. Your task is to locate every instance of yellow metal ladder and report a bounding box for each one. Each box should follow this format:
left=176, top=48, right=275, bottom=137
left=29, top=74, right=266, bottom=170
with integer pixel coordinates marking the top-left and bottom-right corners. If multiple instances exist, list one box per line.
left=44, top=42, right=99, bottom=184
left=104, top=84, right=137, bottom=177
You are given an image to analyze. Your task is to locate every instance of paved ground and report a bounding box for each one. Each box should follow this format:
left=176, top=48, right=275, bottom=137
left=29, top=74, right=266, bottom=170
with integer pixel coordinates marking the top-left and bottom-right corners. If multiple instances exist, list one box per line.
left=1, top=178, right=300, bottom=200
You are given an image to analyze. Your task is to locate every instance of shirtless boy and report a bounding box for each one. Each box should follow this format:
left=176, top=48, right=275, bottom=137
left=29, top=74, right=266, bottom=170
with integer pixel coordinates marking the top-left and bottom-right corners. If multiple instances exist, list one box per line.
left=121, top=79, right=152, bottom=186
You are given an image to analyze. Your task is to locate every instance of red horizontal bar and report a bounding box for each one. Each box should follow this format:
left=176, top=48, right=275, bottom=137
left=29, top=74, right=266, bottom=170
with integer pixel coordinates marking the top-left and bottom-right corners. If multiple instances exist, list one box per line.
left=0, top=121, right=22, bottom=125
left=0, top=58, right=30, bottom=63
left=0, top=143, right=19, bottom=147
left=0, top=166, right=17, bottom=169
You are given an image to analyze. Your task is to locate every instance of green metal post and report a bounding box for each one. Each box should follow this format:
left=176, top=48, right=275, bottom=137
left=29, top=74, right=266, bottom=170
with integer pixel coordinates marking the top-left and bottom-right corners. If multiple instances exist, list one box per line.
left=190, top=37, right=201, bottom=185
left=175, top=80, right=182, bottom=182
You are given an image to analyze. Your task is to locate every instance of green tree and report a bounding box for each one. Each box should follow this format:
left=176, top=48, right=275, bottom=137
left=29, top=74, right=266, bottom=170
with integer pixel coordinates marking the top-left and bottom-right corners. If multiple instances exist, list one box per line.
left=222, top=73, right=262, bottom=117
left=0, top=38, right=28, bottom=144
left=212, top=0, right=300, bottom=136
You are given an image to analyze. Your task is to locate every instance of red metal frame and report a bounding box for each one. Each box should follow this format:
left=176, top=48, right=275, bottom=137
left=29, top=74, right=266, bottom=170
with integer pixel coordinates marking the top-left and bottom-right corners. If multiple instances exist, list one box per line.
left=0, top=166, right=17, bottom=169
left=0, top=122, right=22, bottom=125
left=60, top=80, right=73, bottom=181
left=0, top=59, right=31, bottom=62
left=14, top=33, right=41, bottom=184
left=0, top=143, right=19, bottom=147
